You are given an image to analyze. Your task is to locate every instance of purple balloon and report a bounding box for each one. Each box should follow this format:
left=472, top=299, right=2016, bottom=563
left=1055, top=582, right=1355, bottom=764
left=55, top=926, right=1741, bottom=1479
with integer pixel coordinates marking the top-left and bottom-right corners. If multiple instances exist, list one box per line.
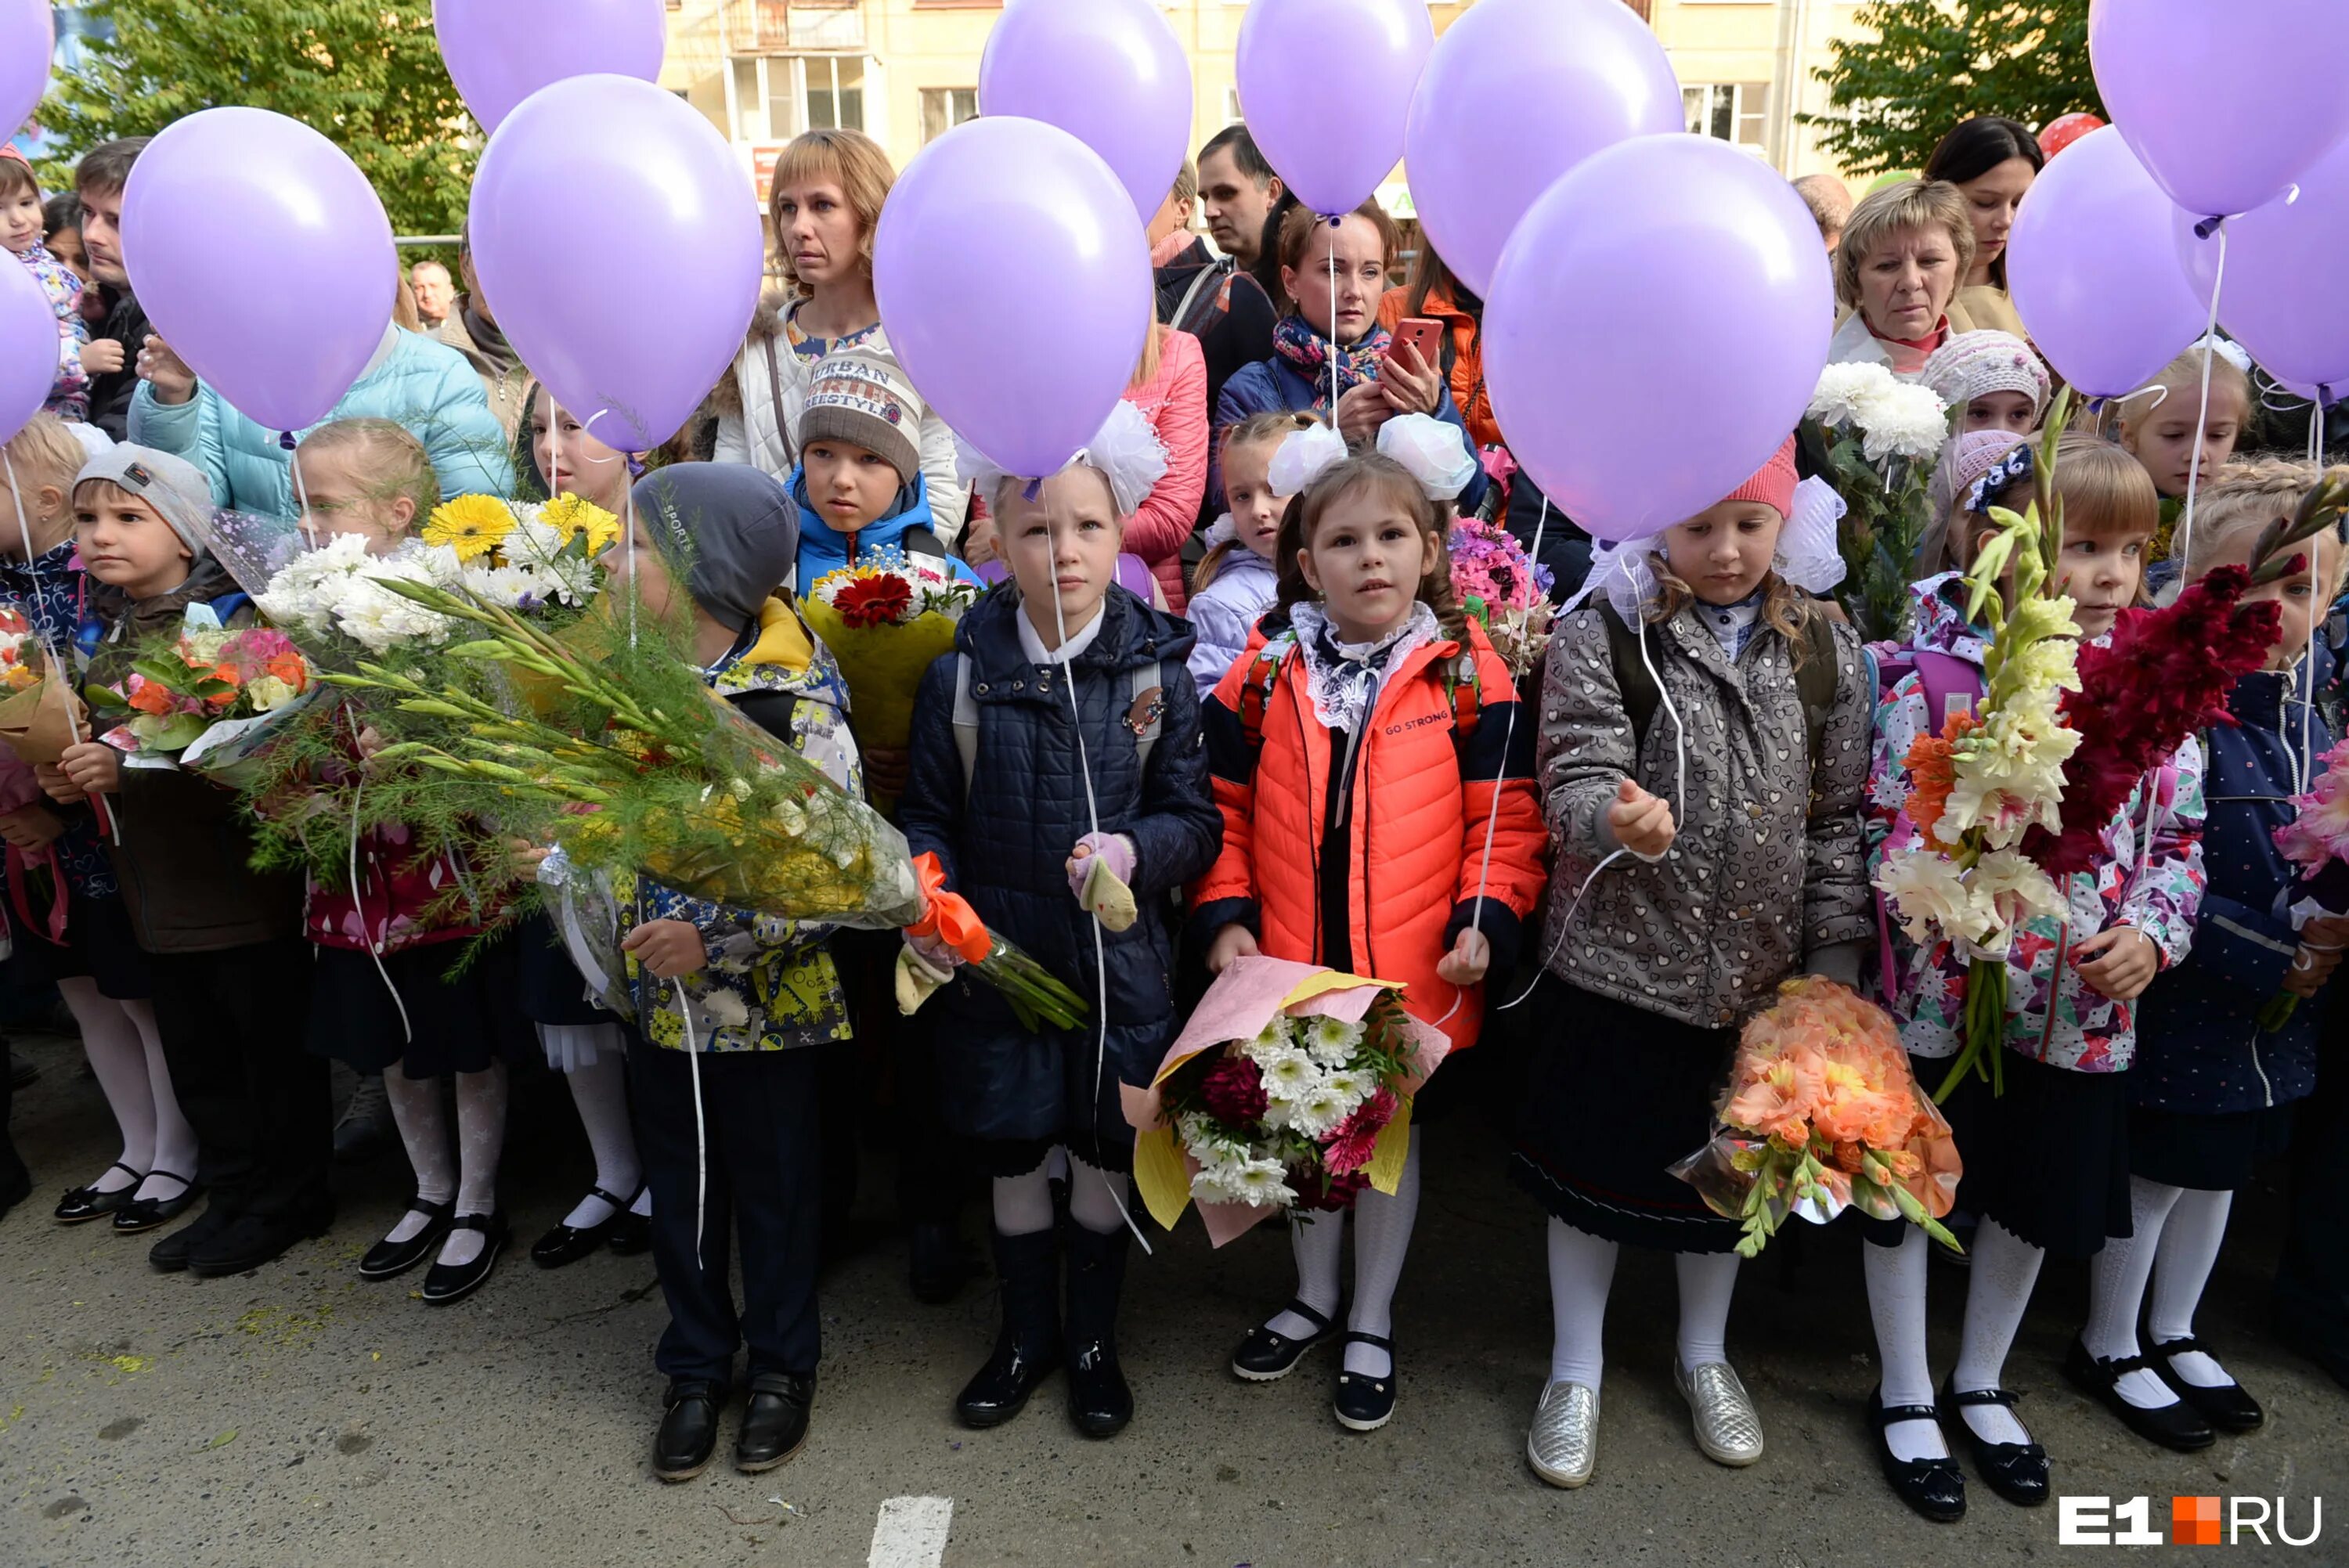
left=434, top=0, right=665, bottom=133
left=0, top=252, right=54, bottom=448
left=2007, top=126, right=2205, bottom=400
left=1405, top=0, right=1680, bottom=298
left=1483, top=135, right=1831, bottom=544
left=875, top=117, right=1149, bottom=480
left=2091, top=0, right=2349, bottom=220
left=2192, top=136, right=2349, bottom=397
left=468, top=75, right=764, bottom=454
left=1237, top=0, right=1432, bottom=216
left=123, top=109, right=395, bottom=434
left=980, top=0, right=1192, bottom=224
left=1, top=0, right=53, bottom=146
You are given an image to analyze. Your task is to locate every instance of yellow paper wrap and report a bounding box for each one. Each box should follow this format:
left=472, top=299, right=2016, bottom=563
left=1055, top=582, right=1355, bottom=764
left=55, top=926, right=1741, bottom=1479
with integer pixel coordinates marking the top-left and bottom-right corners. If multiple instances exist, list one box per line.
left=799, top=601, right=960, bottom=754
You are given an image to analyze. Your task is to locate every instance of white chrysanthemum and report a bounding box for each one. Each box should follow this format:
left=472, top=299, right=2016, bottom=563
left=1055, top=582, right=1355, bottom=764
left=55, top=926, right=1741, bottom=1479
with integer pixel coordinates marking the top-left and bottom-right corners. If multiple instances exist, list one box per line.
left=1193, top=1155, right=1295, bottom=1209
left=1284, top=1086, right=1352, bottom=1140
left=256, top=532, right=375, bottom=635
left=1303, top=1014, right=1363, bottom=1066
left=334, top=568, right=456, bottom=654
left=1239, top=1018, right=1296, bottom=1067
left=1254, top=1046, right=1319, bottom=1101
left=1319, top=1069, right=1371, bottom=1116
left=1856, top=380, right=1952, bottom=462
left=1807, top=361, right=1895, bottom=428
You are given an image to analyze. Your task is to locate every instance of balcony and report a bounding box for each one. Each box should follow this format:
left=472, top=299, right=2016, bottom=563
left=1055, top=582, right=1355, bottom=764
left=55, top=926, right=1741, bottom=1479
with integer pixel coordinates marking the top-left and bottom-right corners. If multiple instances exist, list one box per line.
left=720, top=0, right=864, bottom=54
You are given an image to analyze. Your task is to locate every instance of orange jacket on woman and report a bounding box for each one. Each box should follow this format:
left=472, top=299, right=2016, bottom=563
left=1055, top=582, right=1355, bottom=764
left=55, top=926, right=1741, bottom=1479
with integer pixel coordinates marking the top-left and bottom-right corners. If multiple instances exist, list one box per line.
left=1377, top=283, right=1499, bottom=451
left=1190, top=611, right=1547, bottom=1048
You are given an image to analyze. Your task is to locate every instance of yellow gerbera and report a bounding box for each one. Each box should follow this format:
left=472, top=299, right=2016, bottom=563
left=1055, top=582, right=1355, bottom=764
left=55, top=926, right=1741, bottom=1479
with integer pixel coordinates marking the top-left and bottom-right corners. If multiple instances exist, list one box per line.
left=542, top=492, right=622, bottom=557
left=423, top=494, right=518, bottom=561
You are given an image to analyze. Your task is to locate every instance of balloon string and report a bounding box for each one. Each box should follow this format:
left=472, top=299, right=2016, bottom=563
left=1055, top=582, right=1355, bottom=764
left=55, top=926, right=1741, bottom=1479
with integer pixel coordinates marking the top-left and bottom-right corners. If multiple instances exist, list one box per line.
left=579, top=406, right=637, bottom=650
left=2, top=451, right=120, bottom=844
left=676, top=977, right=706, bottom=1272
left=344, top=706, right=413, bottom=1046
left=1327, top=222, right=1339, bottom=421
left=2173, top=222, right=2229, bottom=573
left=288, top=435, right=319, bottom=548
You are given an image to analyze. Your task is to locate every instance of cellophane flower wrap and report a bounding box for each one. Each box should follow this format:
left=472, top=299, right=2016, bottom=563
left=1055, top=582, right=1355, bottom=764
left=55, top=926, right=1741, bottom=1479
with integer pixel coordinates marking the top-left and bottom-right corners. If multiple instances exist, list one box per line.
left=799, top=551, right=979, bottom=805
left=0, top=607, right=41, bottom=693
left=1119, top=956, right=1451, bottom=1247
left=1446, top=515, right=1553, bottom=672
left=321, top=572, right=1088, bottom=1030
left=1671, top=977, right=1963, bottom=1258
left=1801, top=361, right=1950, bottom=642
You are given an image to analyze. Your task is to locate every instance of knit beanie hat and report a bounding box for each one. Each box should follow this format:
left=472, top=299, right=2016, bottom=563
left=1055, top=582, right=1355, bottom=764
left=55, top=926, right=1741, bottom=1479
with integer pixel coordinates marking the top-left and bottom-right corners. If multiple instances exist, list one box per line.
left=630, top=463, right=800, bottom=635
left=1724, top=435, right=1799, bottom=519
left=1920, top=330, right=2050, bottom=420
left=73, top=444, right=215, bottom=554
left=798, top=351, right=922, bottom=488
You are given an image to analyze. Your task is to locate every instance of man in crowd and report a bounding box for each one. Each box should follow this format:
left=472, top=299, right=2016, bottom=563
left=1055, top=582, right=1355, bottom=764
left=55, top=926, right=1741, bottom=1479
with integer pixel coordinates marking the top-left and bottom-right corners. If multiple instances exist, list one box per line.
left=408, top=259, right=455, bottom=332
left=1196, top=125, right=1284, bottom=278
left=1151, top=155, right=1277, bottom=442
left=72, top=137, right=150, bottom=442
left=436, top=225, right=532, bottom=443
left=1792, top=172, right=1853, bottom=254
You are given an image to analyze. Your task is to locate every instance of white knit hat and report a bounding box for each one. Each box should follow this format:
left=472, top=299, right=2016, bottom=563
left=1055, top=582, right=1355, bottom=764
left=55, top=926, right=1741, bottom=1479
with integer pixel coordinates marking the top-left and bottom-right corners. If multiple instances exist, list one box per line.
left=1920, top=331, right=2051, bottom=420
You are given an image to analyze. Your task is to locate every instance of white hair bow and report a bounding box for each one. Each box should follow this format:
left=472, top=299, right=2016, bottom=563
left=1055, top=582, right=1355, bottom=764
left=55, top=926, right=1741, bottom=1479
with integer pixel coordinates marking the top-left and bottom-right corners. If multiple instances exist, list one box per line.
left=952, top=400, right=1171, bottom=517
left=1376, top=413, right=1478, bottom=500
left=1776, top=477, right=1849, bottom=596
left=1266, top=421, right=1348, bottom=498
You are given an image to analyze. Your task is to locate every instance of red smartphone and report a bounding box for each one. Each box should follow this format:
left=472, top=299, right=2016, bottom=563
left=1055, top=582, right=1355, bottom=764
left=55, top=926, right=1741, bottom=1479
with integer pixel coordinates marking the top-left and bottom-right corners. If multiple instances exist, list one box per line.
left=1387, top=315, right=1445, bottom=369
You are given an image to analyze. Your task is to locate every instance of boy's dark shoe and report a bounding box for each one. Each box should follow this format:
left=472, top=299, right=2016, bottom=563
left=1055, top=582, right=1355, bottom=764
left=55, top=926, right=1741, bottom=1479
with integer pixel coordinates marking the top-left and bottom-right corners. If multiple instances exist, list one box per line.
left=654, top=1381, right=726, bottom=1483
left=149, top=1200, right=239, bottom=1272
left=734, top=1372, right=813, bottom=1472
left=187, top=1207, right=333, bottom=1277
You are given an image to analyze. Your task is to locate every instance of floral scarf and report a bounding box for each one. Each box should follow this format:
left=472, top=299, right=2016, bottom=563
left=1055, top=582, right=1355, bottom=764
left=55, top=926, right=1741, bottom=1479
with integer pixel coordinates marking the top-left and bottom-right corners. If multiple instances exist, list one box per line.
left=1272, top=314, right=1391, bottom=414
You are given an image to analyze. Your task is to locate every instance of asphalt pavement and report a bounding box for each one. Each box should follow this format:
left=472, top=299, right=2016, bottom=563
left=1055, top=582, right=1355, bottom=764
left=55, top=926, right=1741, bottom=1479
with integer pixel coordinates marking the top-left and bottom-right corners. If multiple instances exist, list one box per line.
left=3, top=1026, right=2344, bottom=1567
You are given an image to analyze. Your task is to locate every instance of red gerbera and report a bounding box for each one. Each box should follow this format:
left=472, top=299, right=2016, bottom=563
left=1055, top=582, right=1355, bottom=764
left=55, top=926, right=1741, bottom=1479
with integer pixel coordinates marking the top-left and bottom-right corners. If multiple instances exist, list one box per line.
left=832, top=572, right=915, bottom=629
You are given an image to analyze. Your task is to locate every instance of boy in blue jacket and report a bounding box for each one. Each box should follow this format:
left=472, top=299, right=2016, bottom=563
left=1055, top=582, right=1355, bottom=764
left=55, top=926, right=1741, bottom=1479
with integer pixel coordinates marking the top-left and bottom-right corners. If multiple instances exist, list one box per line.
left=896, top=405, right=1221, bottom=1441
left=787, top=351, right=977, bottom=595
left=2076, top=462, right=2349, bottom=1442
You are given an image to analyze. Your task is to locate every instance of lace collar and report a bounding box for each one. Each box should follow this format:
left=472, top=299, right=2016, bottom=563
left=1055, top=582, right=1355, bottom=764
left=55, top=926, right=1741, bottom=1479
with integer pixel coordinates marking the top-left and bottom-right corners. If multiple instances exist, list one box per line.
left=1287, top=599, right=1439, bottom=732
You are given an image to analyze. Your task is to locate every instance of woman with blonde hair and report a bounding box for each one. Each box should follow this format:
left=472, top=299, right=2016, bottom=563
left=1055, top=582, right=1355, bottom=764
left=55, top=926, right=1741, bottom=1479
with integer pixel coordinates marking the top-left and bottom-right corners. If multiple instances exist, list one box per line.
left=1826, top=180, right=1976, bottom=380
left=712, top=128, right=969, bottom=534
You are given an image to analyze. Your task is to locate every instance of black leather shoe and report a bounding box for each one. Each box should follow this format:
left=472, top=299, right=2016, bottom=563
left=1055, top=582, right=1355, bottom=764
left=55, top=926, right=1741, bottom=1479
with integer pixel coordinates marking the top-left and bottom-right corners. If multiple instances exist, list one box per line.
left=735, top=1372, right=814, bottom=1472
left=111, top=1173, right=202, bottom=1234
left=359, top=1198, right=453, bottom=1281
left=955, top=1227, right=1060, bottom=1429
left=420, top=1213, right=507, bottom=1304
left=653, top=1380, right=724, bottom=1483
left=909, top=1219, right=981, bottom=1305
left=54, top=1162, right=142, bottom=1224
left=1231, top=1298, right=1337, bottom=1381
left=1941, top=1379, right=2051, bottom=1505
left=189, top=1208, right=333, bottom=1277
left=332, top=1074, right=393, bottom=1164
left=2062, top=1339, right=2214, bottom=1452
left=1868, top=1387, right=1965, bottom=1522
left=150, top=1201, right=236, bottom=1272
left=1064, top=1224, right=1132, bottom=1439
left=606, top=1207, right=652, bottom=1256
left=9, top=1047, right=38, bottom=1088
left=530, top=1187, right=640, bottom=1268
left=2148, top=1337, right=2264, bottom=1433
left=1333, top=1333, right=1398, bottom=1433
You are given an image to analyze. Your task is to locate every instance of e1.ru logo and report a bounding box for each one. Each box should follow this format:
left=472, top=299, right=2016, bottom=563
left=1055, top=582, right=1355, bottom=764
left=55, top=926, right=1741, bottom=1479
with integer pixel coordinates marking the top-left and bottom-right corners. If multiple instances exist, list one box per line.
left=2059, top=1494, right=2323, bottom=1546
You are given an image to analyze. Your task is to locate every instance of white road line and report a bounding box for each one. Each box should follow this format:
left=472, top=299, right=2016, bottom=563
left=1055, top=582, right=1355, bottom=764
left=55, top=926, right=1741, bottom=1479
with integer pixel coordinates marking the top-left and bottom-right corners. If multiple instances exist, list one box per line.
left=868, top=1494, right=954, bottom=1568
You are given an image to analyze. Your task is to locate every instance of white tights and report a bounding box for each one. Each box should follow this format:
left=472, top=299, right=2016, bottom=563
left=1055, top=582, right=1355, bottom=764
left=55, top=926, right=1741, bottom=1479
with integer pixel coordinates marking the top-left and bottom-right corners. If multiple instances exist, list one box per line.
left=545, top=1029, right=648, bottom=1227
left=1543, top=1218, right=1742, bottom=1390
left=59, top=978, right=197, bottom=1202
left=381, top=1065, right=509, bottom=1266
left=991, top=1147, right=1131, bottom=1241
left=1258, top=1144, right=1426, bottom=1379
left=2084, top=1177, right=2238, bottom=1403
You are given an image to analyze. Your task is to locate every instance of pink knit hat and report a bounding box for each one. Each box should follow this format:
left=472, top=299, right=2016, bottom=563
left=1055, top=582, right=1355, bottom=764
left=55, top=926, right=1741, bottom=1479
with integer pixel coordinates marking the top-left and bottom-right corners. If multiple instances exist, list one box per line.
left=1921, top=330, right=2051, bottom=419
left=1943, top=429, right=2030, bottom=509
left=1724, top=435, right=1799, bottom=518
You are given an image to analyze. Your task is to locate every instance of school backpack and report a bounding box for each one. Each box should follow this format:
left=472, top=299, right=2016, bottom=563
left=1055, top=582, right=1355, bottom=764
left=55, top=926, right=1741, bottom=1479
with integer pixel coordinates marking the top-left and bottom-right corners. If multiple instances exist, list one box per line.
left=1229, top=629, right=1481, bottom=760
left=1598, top=600, right=1837, bottom=766
left=948, top=653, right=1170, bottom=802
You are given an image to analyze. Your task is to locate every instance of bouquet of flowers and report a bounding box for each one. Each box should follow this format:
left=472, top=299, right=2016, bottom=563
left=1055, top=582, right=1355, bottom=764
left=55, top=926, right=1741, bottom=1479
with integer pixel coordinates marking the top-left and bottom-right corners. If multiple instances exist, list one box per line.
left=799, top=552, right=980, bottom=806
left=1119, top=956, right=1450, bottom=1245
left=324, top=576, right=1090, bottom=1031
left=0, top=607, right=40, bottom=693
left=1670, top=977, right=1963, bottom=1258
left=1800, top=361, right=1950, bottom=642
left=1447, top=514, right=1554, bottom=671
left=88, top=618, right=315, bottom=764
left=0, top=607, right=91, bottom=767
left=2264, top=730, right=2349, bottom=1030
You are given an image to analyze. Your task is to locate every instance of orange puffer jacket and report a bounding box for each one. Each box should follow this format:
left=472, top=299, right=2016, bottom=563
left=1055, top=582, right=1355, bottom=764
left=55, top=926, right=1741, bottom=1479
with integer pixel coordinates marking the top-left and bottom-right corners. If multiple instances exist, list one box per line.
left=1191, top=612, right=1547, bottom=1048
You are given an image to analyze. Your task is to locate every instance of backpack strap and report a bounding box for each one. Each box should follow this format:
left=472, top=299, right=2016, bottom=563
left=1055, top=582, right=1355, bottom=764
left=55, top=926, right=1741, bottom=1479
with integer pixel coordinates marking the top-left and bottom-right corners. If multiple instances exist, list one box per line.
left=1235, top=635, right=1294, bottom=758
left=951, top=652, right=980, bottom=805
left=1441, top=651, right=1481, bottom=737
left=1170, top=256, right=1227, bottom=338
left=1794, top=606, right=1837, bottom=780
left=901, top=527, right=947, bottom=564
left=1600, top=602, right=1661, bottom=756
left=1127, top=660, right=1167, bottom=777
left=1909, top=648, right=1983, bottom=731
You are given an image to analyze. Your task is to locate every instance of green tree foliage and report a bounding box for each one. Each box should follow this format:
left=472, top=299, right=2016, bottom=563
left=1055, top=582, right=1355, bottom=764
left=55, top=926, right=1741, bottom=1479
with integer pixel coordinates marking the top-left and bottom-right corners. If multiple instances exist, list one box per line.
left=32, top=0, right=475, bottom=240
left=1801, top=0, right=2102, bottom=176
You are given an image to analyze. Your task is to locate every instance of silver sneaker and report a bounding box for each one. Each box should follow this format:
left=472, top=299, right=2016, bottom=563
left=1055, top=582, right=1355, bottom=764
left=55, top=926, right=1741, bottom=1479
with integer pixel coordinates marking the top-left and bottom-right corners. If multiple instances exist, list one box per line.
left=1675, top=1359, right=1765, bottom=1466
left=1526, top=1380, right=1599, bottom=1489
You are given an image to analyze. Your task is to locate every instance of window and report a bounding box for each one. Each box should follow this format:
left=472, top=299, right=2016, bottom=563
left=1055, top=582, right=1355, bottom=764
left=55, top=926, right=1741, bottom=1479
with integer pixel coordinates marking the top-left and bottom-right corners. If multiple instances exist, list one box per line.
left=1222, top=86, right=1243, bottom=126
left=729, top=56, right=866, bottom=141
left=921, top=88, right=979, bottom=144
left=1683, top=82, right=1770, bottom=149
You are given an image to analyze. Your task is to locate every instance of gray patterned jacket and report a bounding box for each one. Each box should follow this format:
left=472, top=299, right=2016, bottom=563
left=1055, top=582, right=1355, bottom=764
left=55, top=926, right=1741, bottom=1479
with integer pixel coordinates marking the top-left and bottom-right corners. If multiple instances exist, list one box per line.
left=1534, top=599, right=1873, bottom=1029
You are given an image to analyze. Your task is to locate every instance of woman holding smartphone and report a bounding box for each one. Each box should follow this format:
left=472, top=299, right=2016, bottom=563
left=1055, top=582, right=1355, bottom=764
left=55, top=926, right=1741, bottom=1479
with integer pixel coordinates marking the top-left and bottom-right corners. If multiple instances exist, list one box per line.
left=1212, top=202, right=1487, bottom=515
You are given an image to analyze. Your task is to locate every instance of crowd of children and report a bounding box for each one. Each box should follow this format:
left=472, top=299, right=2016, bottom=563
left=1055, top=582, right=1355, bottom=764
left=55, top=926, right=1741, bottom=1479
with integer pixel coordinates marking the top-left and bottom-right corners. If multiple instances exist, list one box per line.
left=3, top=132, right=2347, bottom=1527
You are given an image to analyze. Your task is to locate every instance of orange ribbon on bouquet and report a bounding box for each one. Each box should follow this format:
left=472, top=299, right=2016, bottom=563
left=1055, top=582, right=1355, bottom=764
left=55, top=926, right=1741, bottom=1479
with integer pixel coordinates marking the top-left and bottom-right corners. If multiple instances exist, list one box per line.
left=907, top=851, right=991, bottom=964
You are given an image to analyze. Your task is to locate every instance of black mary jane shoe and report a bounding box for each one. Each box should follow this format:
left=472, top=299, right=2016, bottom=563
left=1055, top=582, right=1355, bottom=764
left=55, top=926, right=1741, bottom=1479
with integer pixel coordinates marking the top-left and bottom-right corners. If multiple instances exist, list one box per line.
left=654, top=1380, right=725, bottom=1483
left=1867, top=1387, right=1965, bottom=1523
left=359, top=1197, right=454, bottom=1281
left=605, top=1206, right=652, bottom=1257
left=530, top=1186, right=643, bottom=1268
left=1942, top=1379, right=2052, bottom=1505
left=735, top=1372, right=814, bottom=1473
left=2148, top=1336, right=2264, bottom=1433
left=2062, top=1339, right=2214, bottom=1453
left=1230, top=1297, right=1337, bottom=1382
left=420, top=1213, right=507, bottom=1305
left=54, top=1162, right=143, bottom=1224
left=110, top=1173, right=204, bottom=1234
left=1333, top=1332, right=1398, bottom=1433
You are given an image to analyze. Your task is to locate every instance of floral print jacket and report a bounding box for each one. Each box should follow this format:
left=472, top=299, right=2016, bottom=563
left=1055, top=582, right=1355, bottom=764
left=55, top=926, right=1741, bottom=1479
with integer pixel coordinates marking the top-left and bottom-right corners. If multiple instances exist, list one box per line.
left=623, top=598, right=862, bottom=1053
left=1867, top=575, right=2206, bottom=1072
left=0, top=539, right=114, bottom=899
left=16, top=241, right=91, bottom=421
